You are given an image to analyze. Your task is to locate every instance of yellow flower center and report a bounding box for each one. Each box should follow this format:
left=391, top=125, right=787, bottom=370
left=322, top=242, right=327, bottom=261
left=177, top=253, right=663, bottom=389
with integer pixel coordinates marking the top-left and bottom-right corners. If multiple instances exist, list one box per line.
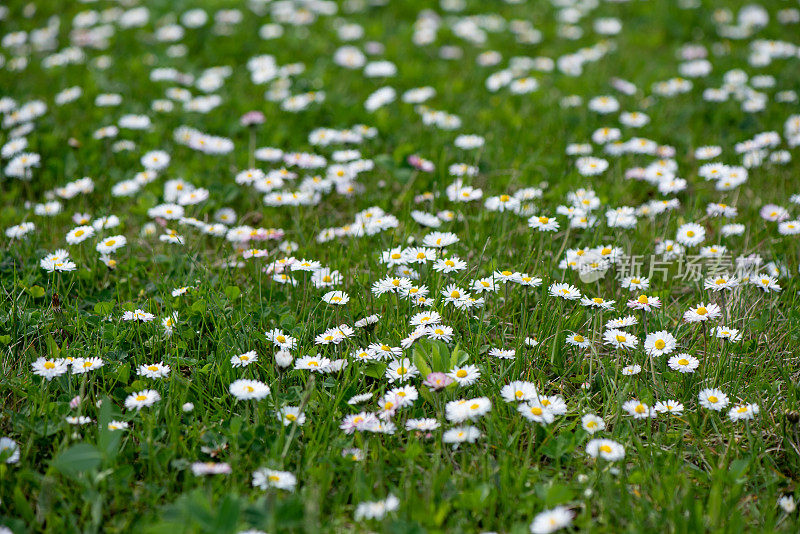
left=696, top=307, right=707, bottom=315
left=530, top=406, right=543, bottom=416
left=708, top=396, right=718, bottom=403
left=136, top=395, right=147, bottom=401
left=599, top=444, right=612, bottom=453
left=456, top=370, right=467, bottom=378
left=654, top=339, right=666, bottom=350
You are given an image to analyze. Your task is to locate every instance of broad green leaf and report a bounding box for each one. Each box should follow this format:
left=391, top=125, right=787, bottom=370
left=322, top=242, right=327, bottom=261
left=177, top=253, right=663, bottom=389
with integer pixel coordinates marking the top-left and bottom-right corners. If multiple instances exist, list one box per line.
left=45, top=335, right=60, bottom=359
left=544, top=483, right=574, bottom=506
left=94, top=301, right=114, bottom=315
left=52, top=443, right=102, bottom=478
left=412, top=348, right=432, bottom=378
left=224, top=285, right=241, bottom=301
left=27, top=285, right=46, bottom=298
left=363, top=362, right=387, bottom=380
left=115, top=363, right=130, bottom=383
left=97, top=396, right=121, bottom=460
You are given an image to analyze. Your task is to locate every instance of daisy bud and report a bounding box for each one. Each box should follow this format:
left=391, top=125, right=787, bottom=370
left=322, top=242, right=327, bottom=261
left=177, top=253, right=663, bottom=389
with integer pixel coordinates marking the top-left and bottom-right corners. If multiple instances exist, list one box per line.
left=182, top=402, right=194, bottom=413
left=240, top=110, right=265, bottom=127
left=70, top=395, right=81, bottom=409
left=275, top=350, right=293, bottom=368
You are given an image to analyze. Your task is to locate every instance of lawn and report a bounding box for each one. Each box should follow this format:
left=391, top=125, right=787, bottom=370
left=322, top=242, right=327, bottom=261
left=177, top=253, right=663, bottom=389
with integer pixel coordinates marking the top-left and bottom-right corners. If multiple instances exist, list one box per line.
left=1, top=0, right=800, bottom=532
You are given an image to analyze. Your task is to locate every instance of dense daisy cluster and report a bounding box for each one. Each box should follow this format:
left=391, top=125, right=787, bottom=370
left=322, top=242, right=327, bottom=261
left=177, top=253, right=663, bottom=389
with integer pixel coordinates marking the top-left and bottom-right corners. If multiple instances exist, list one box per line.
left=2, top=0, right=800, bottom=532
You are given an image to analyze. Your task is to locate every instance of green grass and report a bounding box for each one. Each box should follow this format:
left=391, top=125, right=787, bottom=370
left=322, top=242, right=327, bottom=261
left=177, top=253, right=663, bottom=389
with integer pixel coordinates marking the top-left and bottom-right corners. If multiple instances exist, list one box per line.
left=1, top=0, right=800, bottom=532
